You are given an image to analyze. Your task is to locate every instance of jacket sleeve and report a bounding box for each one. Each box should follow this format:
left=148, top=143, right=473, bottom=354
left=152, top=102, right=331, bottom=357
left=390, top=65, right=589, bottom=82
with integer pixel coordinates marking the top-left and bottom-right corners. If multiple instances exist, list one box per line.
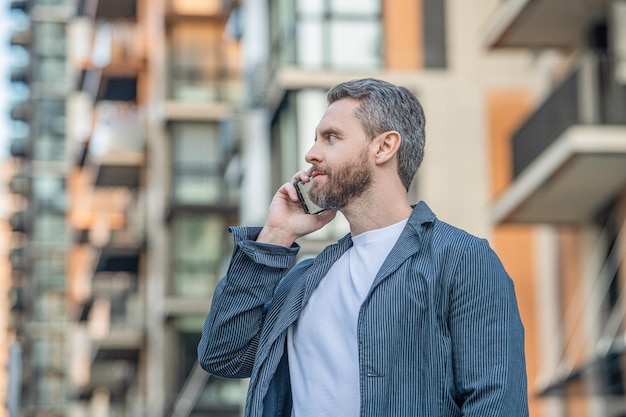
left=197, top=226, right=300, bottom=379
left=448, top=238, right=529, bottom=416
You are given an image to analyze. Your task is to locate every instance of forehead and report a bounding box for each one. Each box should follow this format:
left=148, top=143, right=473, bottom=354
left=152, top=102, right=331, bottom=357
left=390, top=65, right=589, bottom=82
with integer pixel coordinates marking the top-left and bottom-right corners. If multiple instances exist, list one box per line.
left=316, top=98, right=364, bottom=133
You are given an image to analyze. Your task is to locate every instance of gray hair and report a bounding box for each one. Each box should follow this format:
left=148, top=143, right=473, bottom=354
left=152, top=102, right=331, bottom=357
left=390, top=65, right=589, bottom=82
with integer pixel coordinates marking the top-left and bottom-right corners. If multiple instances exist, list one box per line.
left=327, top=78, right=426, bottom=190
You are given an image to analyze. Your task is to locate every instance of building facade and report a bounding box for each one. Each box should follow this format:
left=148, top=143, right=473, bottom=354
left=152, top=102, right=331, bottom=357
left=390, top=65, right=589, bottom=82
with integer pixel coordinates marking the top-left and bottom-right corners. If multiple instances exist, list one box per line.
left=3, top=0, right=626, bottom=416
left=484, top=0, right=626, bottom=416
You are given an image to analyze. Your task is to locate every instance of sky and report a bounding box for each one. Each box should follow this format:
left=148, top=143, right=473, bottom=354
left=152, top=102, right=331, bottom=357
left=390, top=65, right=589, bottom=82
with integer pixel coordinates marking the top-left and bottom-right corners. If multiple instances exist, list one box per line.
left=0, top=0, right=10, bottom=159
left=0, top=0, right=12, bottom=218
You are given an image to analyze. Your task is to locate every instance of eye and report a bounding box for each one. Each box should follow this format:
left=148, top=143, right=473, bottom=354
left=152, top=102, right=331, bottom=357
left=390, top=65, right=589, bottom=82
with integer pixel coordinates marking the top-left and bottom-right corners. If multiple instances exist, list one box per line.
left=328, top=134, right=338, bottom=143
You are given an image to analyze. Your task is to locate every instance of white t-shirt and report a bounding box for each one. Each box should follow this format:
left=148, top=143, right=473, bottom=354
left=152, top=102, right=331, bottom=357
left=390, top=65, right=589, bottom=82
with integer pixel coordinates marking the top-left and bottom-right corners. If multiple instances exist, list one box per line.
left=287, top=219, right=408, bottom=417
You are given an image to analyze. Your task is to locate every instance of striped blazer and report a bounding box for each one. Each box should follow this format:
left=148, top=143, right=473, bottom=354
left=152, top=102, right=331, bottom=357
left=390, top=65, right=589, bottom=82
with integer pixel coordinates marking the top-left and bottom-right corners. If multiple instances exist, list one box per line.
left=198, top=202, right=529, bottom=417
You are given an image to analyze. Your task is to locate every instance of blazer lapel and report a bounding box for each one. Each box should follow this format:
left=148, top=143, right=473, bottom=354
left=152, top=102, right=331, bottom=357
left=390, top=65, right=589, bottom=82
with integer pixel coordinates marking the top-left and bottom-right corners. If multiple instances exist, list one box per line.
left=260, top=234, right=353, bottom=348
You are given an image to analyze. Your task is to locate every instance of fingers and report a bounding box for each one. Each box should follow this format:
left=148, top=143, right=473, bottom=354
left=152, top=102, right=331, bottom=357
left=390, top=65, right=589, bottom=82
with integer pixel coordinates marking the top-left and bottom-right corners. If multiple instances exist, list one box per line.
left=290, top=170, right=311, bottom=183
left=278, top=180, right=299, bottom=203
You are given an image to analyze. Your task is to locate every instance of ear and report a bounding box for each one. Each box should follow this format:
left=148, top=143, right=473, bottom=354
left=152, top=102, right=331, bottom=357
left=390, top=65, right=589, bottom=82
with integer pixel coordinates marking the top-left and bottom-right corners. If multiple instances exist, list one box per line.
left=373, top=131, right=401, bottom=165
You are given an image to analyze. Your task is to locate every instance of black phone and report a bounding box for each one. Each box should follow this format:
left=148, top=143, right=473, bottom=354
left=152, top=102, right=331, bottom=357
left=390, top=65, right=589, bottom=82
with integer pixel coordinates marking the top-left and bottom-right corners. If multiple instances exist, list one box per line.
left=293, top=179, right=326, bottom=215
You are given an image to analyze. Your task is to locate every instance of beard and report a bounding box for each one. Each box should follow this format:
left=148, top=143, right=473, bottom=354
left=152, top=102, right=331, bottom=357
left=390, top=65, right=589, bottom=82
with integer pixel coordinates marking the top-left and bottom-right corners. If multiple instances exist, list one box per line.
left=309, top=147, right=372, bottom=211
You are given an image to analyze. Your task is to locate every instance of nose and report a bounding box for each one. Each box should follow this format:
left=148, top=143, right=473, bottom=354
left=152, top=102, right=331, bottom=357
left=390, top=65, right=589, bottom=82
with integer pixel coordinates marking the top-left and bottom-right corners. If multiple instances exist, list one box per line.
left=304, top=141, right=321, bottom=165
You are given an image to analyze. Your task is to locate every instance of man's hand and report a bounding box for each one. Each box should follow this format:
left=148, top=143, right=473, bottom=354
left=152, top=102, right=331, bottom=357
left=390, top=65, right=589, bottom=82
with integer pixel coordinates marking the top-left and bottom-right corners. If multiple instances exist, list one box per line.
left=257, top=171, right=336, bottom=247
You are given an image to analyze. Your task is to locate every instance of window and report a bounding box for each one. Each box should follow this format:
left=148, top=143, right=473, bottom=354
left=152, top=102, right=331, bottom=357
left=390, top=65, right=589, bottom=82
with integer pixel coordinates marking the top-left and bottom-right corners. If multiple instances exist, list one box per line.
left=167, top=22, right=240, bottom=102
left=170, top=214, right=226, bottom=298
left=271, top=0, right=382, bottom=70
left=32, top=176, right=66, bottom=210
left=36, top=372, right=66, bottom=407
left=423, top=0, right=447, bottom=68
left=176, top=321, right=245, bottom=416
left=171, top=122, right=226, bottom=204
left=35, top=22, right=66, bottom=57
left=34, top=290, right=66, bottom=322
left=36, top=57, right=68, bottom=95
left=33, top=335, right=65, bottom=370
left=33, top=253, right=66, bottom=289
left=34, top=99, right=66, bottom=139
left=33, top=210, right=67, bottom=244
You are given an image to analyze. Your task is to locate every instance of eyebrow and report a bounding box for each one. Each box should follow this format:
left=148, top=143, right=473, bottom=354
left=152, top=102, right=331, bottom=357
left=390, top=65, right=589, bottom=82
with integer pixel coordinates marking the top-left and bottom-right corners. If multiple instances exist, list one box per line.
left=315, top=127, right=342, bottom=141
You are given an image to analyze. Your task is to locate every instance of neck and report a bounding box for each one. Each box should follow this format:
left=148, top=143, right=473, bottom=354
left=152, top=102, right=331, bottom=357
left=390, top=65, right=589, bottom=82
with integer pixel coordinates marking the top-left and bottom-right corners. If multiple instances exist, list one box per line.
left=341, top=185, right=413, bottom=236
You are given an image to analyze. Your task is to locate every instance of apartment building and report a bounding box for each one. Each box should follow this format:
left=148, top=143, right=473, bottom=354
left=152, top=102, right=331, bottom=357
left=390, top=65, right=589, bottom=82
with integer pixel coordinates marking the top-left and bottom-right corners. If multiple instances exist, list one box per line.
left=6, top=0, right=73, bottom=416
left=6, top=0, right=624, bottom=416
left=483, top=0, right=626, bottom=416
left=5, top=0, right=245, bottom=415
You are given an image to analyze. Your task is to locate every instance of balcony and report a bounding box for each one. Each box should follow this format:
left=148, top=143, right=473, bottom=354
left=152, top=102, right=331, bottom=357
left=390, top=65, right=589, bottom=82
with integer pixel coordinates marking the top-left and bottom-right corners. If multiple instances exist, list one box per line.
left=492, top=53, right=626, bottom=224
left=77, top=0, right=136, bottom=20
left=165, top=0, right=227, bottom=22
left=10, top=28, right=30, bottom=48
left=94, top=246, right=140, bottom=275
left=9, top=171, right=31, bottom=197
left=70, top=320, right=140, bottom=404
left=11, top=66, right=29, bottom=84
left=483, top=0, right=610, bottom=49
left=79, top=294, right=143, bottom=362
left=84, top=102, right=145, bottom=188
left=72, top=21, right=145, bottom=102
left=10, top=0, right=29, bottom=12
left=9, top=210, right=28, bottom=234
left=9, top=136, right=29, bottom=158
left=80, top=67, right=138, bottom=102
left=10, top=101, right=31, bottom=122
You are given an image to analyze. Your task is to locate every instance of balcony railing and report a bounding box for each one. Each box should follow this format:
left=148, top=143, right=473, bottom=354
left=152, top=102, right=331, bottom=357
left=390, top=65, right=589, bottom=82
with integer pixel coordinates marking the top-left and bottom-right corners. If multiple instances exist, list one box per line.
left=492, top=52, right=626, bottom=224
left=165, top=0, right=226, bottom=20
left=71, top=20, right=145, bottom=102
left=77, top=0, right=136, bottom=20
left=84, top=102, right=145, bottom=188
left=513, top=52, right=626, bottom=178
left=483, top=0, right=608, bottom=49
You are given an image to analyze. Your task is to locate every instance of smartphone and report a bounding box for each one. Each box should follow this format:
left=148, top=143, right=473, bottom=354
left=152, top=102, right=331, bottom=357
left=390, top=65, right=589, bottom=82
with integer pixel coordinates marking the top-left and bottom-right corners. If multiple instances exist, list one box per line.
left=293, top=179, right=326, bottom=215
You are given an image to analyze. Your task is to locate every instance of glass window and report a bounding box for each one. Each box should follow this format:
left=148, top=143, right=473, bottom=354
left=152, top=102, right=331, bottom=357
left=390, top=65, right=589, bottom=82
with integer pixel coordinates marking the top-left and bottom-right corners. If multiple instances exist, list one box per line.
left=35, top=99, right=66, bottom=136
left=171, top=122, right=224, bottom=204
left=36, top=57, right=68, bottom=93
left=328, top=21, right=382, bottom=69
left=33, top=132, right=66, bottom=162
left=34, top=290, right=66, bottom=322
left=296, top=21, right=323, bottom=68
left=33, top=335, right=65, bottom=369
left=270, top=94, right=297, bottom=187
left=32, top=176, right=66, bottom=210
left=277, top=0, right=382, bottom=70
left=329, top=0, right=380, bottom=14
left=170, top=214, right=226, bottom=298
left=35, top=0, right=67, bottom=5
left=37, top=372, right=66, bottom=407
left=176, top=329, right=245, bottom=416
left=34, top=253, right=66, bottom=289
left=167, top=22, right=240, bottom=102
left=35, top=22, right=66, bottom=57
left=270, top=0, right=296, bottom=69
left=33, top=211, right=67, bottom=244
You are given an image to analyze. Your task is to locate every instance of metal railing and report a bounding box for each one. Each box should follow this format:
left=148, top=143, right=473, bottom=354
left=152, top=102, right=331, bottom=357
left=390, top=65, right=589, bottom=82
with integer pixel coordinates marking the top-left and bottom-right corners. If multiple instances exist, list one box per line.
left=512, top=52, right=626, bottom=178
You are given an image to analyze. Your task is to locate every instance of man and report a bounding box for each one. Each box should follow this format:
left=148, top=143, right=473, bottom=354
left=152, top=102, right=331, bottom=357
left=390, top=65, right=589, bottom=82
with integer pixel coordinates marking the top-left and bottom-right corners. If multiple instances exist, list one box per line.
left=198, top=78, right=528, bottom=417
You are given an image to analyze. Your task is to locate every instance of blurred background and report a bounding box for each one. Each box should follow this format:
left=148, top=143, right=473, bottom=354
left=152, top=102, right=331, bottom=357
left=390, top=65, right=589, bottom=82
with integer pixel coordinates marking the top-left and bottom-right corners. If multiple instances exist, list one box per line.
left=0, top=0, right=625, bottom=416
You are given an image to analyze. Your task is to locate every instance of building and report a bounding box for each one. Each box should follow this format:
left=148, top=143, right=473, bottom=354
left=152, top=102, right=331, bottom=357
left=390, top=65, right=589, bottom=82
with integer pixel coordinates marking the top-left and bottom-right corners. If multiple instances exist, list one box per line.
left=5, top=0, right=246, bottom=415
left=5, top=0, right=625, bottom=416
left=5, top=0, right=73, bottom=415
left=484, top=0, right=626, bottom=416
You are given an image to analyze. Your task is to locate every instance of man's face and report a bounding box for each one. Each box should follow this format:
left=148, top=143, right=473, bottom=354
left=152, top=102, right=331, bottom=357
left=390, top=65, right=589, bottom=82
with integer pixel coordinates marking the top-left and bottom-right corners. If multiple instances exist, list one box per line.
left=305, top=99, right=373, bottom=211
